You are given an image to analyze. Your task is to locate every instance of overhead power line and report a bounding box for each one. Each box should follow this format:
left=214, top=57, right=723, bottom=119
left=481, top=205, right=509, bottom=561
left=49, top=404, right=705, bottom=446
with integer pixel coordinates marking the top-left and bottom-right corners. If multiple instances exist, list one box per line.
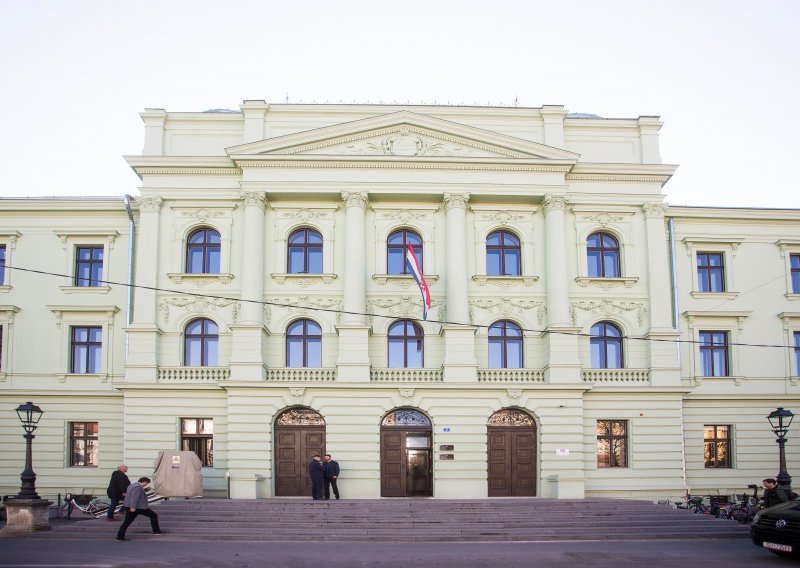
left=5, top=264, right=797, bottom=350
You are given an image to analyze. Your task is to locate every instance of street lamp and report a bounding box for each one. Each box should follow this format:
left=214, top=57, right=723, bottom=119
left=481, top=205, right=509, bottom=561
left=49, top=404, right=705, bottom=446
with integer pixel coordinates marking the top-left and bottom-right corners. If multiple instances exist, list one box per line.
left=767, top=407, right=794, bottom=488
left=15, top=401, right=44, bottom=499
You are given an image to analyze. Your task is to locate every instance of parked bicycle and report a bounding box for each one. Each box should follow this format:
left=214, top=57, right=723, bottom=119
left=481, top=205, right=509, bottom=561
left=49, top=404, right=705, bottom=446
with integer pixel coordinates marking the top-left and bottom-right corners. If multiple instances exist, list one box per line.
left=60, top=493, right=115, bottom=520
left=728, top=484, right=761, bottom=524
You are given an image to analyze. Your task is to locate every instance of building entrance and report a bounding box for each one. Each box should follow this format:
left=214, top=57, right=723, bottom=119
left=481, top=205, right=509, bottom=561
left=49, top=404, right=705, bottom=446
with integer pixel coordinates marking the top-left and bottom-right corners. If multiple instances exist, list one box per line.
left=274, top=407, right=326, bottom=497
left=380, top=409, right=433, bottom=497
left=487, top=408, right=536, bottom=497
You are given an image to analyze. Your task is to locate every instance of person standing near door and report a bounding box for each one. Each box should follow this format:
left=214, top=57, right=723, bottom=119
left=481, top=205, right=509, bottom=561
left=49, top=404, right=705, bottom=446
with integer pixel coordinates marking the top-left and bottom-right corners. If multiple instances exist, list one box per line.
left=308, top=455, right=325, bottom=500
left=323, top=454, right=340, bottom=500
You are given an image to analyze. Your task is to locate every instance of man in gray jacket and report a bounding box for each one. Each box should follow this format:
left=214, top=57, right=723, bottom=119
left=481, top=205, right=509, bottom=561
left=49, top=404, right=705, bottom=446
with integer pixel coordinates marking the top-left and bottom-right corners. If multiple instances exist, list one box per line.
left=116, top=477, right=162, bottom=540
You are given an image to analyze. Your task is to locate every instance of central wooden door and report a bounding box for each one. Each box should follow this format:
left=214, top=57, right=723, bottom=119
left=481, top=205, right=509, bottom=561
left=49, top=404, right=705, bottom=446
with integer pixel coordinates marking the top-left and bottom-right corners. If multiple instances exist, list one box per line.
left=274, top=408, right=326, bottom=497
left=381, top=409, right=432, bottom=497
left=487, top=409, right=536, bottom=497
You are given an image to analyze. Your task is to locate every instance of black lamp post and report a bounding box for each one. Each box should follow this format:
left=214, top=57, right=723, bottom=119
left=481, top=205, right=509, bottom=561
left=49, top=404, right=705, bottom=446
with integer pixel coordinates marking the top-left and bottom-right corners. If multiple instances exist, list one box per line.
left=767, top=407, right=794, bottom=488
left=15, top=401, right=44, bottom=500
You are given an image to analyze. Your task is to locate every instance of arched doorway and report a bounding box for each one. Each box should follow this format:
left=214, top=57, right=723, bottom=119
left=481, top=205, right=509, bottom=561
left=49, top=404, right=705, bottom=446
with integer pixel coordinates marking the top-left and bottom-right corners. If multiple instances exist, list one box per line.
left=380, top=409, right=432, bottom=497
left=487, top=408, right=536, bottom=497
left=274, top=407, right=326, bottom=497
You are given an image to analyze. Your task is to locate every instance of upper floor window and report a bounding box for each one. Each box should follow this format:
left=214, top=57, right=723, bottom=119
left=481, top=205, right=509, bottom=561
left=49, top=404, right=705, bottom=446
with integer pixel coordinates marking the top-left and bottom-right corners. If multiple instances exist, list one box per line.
left=587, top=232, right=620, bottom=278
left=792, top=254, right=800, bottom=294
left=697, top=252, right=725, bottom=293
left=75, top=246, right=103, bottom=287
left=186, top=228, right=221, bottom=274
left=288, top=228, right=323, bottom=274
left=70, top=421, right=98, bottom=467
left=794, top=331, right=800, bottom=376
left=387, top=229, right=423, bottom=275
left=0, top=244, right=5, bottom=285
left=704, top=425, right=731, bottom=468
left=486, top=230, right=521, bottom=276
left=488, top=320, right=523, bottom=369
left=388, top=320, right=423, bottom=368
left=699, top=330, right=728, bottom=377
left=590, top=322, right=623, bottom=369
left=286, top=319, right=322, bottom=368
left=597, top=420, right=627, bottom=468
left=184, top=318, right=218, bottom=367
left=71, top=326, right=102, bottom=373
left=181, top=418, right=213, bottom=467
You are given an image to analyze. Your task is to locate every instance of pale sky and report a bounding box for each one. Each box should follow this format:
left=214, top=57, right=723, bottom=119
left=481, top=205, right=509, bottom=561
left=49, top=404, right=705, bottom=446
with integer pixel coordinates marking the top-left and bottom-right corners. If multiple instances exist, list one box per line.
left=1, top=0, right=798, bottom=208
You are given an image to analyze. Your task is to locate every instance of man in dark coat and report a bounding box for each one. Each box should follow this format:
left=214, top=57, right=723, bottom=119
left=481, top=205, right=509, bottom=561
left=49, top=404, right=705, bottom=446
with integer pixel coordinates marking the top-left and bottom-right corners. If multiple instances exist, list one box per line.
left=763, top=478, right=790, bottom=508
left=308, top=455, right=325, bottom=500
left=323, top=454, right=340, bottom=500
left=106, top=464, right=130, bottom=521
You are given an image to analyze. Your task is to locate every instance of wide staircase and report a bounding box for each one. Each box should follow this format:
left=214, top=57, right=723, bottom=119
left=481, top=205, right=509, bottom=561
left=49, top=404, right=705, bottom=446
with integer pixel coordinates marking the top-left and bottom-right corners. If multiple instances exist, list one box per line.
left=25, top=498, right=751, bottom=542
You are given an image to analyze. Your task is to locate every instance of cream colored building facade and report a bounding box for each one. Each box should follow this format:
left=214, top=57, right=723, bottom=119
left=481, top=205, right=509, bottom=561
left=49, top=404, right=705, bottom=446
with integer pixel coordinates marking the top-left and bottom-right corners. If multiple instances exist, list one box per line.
left=1, top=102, right=799, bottom=501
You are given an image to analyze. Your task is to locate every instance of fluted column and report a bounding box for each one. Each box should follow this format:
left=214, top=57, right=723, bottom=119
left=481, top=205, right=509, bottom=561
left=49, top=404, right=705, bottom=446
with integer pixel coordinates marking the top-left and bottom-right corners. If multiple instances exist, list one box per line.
left=336, top=191, right=371, bottom=381
left=239, top=191, right=267, bottom=324
left=126, top=196, right=162, bottom=382
left=444, top=192, right=470, bottom=323
left=229, top=191, right=268, bottom=381
left=442, top=192, right=477, bottom=382
left=341, top=192, right=368, bottom=324
left=543, top=194, right=571, bottom=327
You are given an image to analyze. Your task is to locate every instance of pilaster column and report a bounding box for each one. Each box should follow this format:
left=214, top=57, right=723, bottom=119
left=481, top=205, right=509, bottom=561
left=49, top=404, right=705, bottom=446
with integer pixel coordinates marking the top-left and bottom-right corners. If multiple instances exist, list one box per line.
left=542, top=194, right=581, bottom=383
left=239, top=191, right=267, bottom=324
left=642, top=203, right=681, bottom=385
left=229, top=191, right=268, bottom=381
left=442, top=192, right=477, bottom=382
left=126, top=196, right=162, bottom=382
left=337, top=192, right=371, bottom=381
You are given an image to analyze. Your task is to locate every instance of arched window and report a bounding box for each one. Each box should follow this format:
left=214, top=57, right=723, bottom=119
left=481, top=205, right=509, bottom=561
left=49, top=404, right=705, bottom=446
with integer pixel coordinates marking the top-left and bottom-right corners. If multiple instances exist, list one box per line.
left=590, top=321, right=623, bottom=369
left=387, top=229, right=423, bottom=275
left=286, top=319, right=322, bottom=368
left=186, top=228, right=221, bottom=274
left=288, top=228, right=323, bottom=274
left=184, top=318, right=219, bottom=367
left=388, top=320, right=424, bottom=368
left=486, top=230, right=521, bottom=276
left=587, top=232, right=620, bottom=278
left=488, top=320, right=523, bottom=369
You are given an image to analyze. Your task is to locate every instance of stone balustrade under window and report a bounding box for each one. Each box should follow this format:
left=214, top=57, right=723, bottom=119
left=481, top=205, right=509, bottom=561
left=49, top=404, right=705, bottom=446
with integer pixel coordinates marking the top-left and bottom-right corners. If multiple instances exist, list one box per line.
left=581, top=368, right=650, bottom=384
left=477, top=369, right=546, bottom=383
left=265, top=368, right=337, bottom=382
left=157, top=366, right=230, bottom=382
left=370, top=368, right=444, bottom=382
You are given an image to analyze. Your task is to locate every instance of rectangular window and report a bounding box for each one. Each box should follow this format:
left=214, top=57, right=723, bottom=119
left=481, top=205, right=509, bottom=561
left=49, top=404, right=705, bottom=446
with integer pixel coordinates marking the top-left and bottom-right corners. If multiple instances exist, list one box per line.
left=181, top=418, right=213, bottom=467
left=70, top=326, right=102, bottom=373
left=75, top=246, right=103, bottom=287
left=795, top=332, right=800, bottom=376
left=0, top=324, right=3, bottom=371
left=699, top=330, right=728, bottom=377
left=704, top=425, right=731, bottom=468
left=0, top=244, right=5, bottom=285
left=697, top=252, right=725, bottom=292
left=596, top=420, right=628, bottom=468
left=792, top=254, right=800, bottom=294
left=70, top=422, right=99, bottom=467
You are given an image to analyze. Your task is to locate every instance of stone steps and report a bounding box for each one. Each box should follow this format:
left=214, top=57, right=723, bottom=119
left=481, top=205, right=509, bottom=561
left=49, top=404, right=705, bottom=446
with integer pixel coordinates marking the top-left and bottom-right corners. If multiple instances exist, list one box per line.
left=23, top=498, right=751, bottom=542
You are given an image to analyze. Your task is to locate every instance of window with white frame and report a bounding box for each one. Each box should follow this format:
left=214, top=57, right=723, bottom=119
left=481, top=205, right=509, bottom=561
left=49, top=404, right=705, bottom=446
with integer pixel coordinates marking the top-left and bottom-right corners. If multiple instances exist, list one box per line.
left=181, top=418, right=213, bottom=467
left=597, top=420, right=628, bottom=468
left=590, top=321, right=624, bottom=369
left=684, top=311, right=749, bottom=381
left=704, top=425, right=731, bottom=468
left=48, top=305, right=119, bottom=377
left=70, top=326, right=102, bottom=374
left=55, top=231, right=118, bottom=293
left=682, top=237, right=741, bottom=296
left=0, top=244, right=5, bottom=286
left=0, top=231, right=20, bottom=290
left=69, top=421, right=99, bottom=467
left=795, top=331, right=800, bottom=376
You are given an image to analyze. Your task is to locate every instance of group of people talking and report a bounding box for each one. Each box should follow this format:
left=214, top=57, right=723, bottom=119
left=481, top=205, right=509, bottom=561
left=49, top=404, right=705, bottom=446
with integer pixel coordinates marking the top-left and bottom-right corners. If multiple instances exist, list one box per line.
left=308, top=454, right=341, bottom=500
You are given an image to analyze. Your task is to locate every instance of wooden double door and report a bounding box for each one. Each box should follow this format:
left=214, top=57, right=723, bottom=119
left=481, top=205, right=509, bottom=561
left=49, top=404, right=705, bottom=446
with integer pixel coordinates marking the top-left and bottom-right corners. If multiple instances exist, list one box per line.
left=487, top=427, right=536, bottom=496
left=275, top=426, right=326, bottom=497
left=380, top=427, right=433, bottom=497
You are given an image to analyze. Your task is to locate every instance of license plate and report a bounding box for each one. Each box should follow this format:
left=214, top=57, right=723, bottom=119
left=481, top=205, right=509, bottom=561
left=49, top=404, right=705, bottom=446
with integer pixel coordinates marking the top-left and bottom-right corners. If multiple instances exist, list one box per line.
left=764, top=542, right=792, bottom=553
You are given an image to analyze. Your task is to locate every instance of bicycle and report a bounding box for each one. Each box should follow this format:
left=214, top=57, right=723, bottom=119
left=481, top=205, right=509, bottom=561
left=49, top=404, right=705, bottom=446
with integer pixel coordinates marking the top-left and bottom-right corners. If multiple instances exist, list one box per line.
left=60, top=493, right=116, bottom=520
left=728, top=484, right=761, bottom=524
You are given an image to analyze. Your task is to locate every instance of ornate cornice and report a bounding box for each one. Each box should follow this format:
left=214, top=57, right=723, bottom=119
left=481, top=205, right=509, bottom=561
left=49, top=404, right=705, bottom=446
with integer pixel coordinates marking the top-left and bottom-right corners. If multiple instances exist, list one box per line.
left=542, top=194, right=567, bottom=214
left=134, top=168, right=243, bottom=177
left=468, top=297, right=545, bottom=326
left=240, top=191, right=267, bottom=210
left=263, top=296, right=343, bottom=326
left=570, top=298, right=648, bottom=327
left=642, top=203, right=667, bottom=219
left=159, top=296, right=240, bottom=324
left=138, top=197, right=163, bottom=212
left=341, top=191, right=369, bottom=210
left=583, top=211, right=624, bottom=227
left=234, top=160, right=572, bottom=173
left=181, top=208, right=228, bottom=222
left=443, top=192, right=470, bottom=212
left=380, top=209, right=428, bottom=222
left=567, top=174, right=671, bottom=183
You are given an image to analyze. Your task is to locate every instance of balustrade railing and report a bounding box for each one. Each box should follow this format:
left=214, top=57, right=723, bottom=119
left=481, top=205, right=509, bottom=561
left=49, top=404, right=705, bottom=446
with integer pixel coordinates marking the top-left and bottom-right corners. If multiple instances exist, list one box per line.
left=370, top=368, right=444, bottom=382
left=157, top=367, right=230, bottom=382
left=581, top=368, right=650, bottom=384
left=477, top=369, right=545, bottom=383
left=265, top=368, right=337, bottom=382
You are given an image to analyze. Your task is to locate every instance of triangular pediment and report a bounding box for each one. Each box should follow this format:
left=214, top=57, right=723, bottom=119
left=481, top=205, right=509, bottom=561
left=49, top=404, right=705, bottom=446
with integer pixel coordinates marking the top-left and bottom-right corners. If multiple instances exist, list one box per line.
left=227, top=111, right=579, bottom=162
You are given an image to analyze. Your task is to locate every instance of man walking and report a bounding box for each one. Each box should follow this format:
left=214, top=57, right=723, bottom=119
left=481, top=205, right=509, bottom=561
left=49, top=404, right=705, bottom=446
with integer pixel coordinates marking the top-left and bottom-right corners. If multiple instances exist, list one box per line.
left=308, top=454, right=325, bottom=500
left=323, top=454, right=340, bottom=500
left=116, top=477, right=162, bottom=540
left=106, top=464, right=130, bottom=521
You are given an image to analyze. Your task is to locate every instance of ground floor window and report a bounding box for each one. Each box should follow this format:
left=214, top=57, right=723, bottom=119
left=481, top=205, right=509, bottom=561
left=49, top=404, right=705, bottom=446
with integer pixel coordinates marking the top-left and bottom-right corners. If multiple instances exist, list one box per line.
left=704, top=425, right=731, bottom=468
left=596, top=420, right=627, bottom=468
left=69, top=421, right=98, bottom=466
left=181, top=418, right=213, bottom=466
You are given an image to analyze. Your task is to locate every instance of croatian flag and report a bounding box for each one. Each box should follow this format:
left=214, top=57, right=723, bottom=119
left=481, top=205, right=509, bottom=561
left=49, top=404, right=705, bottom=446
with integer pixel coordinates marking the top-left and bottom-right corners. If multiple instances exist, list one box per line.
left=406, top=243, right=431, bottom=320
